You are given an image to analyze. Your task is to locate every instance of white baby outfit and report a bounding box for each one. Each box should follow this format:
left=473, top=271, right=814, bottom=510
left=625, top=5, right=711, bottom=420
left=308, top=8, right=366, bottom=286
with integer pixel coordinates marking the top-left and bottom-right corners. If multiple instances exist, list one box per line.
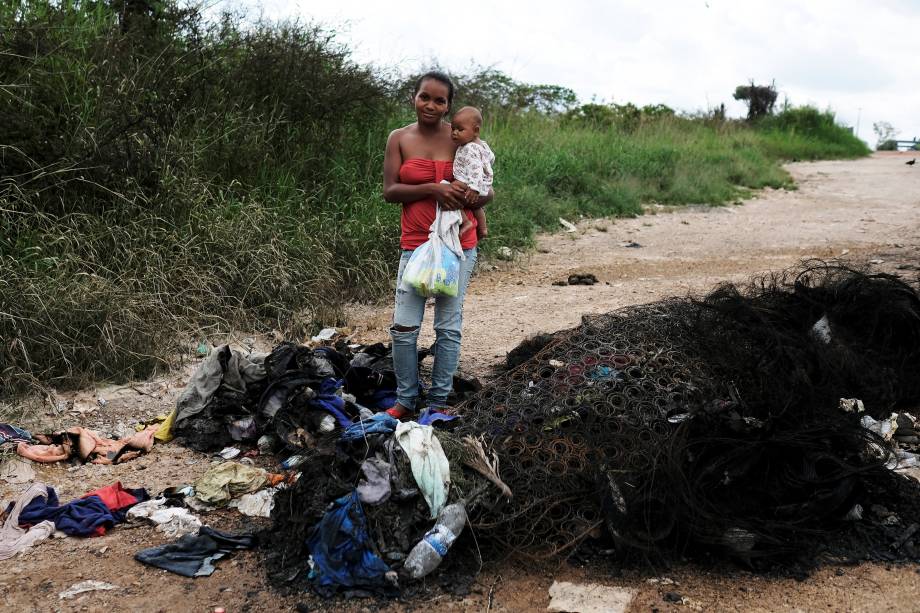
left=436, top=140, right=495, bottom=260
left=452, top=140, right=495, bottom=195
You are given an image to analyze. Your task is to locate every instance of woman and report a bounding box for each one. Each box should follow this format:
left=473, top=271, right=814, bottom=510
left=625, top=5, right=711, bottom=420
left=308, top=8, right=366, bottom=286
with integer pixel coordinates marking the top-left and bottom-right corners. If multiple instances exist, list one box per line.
left=382, top=71, right=492, bottom=419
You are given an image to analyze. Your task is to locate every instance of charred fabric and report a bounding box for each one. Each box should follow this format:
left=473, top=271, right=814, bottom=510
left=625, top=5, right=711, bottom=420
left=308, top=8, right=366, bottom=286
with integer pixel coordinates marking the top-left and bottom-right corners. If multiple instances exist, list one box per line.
left=178, top=263, right=920, bottom=594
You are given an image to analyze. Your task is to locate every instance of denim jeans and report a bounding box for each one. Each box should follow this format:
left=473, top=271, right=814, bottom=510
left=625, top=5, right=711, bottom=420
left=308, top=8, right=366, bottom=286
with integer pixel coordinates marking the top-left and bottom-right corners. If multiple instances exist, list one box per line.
left=390, top=247, right=478, bottom=411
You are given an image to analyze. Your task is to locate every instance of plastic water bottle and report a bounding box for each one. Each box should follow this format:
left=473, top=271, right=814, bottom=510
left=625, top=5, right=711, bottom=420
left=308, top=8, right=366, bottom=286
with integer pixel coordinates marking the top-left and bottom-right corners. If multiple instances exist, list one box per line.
left=403, top=502, right=467, bottom=579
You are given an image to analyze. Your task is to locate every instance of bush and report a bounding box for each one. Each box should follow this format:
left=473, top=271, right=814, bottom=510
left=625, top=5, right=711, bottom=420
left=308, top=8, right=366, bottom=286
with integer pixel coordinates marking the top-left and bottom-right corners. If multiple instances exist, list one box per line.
left=756, top=107, right=869, bottom=159
left=877, top=140, right=899, bottom=151
left=563, top=102, right=675, bottom=132
left=0, top=0, right=396, bottom=393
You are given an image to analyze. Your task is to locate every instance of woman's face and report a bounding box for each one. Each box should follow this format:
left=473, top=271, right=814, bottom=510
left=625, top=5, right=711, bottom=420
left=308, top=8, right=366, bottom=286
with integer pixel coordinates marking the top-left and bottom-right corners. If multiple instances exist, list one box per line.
left=414, top=78, right=450, bottom=126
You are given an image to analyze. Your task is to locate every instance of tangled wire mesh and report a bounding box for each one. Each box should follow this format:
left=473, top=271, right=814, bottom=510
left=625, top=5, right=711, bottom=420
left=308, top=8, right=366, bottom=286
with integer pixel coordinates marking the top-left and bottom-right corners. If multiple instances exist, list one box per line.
left=451, top=262, right=920, bottom=559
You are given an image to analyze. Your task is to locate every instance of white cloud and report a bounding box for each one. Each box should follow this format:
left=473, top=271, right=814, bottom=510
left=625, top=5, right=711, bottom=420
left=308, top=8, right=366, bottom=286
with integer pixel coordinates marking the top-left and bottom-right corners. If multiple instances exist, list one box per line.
left=229, top=0, right=920, bottom=145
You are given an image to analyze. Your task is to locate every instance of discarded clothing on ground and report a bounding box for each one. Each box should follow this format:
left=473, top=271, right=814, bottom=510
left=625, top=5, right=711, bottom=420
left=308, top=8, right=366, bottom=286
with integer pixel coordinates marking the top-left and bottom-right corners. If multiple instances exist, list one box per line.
left=134, top=526, right=256, bottom=577
left=265, top=262, right=920, bottom=592
left=20, top=482, right=148, bottom=537
left=418, top=407, right=460, bottom=426
left=58, top=580, right=119, bottom=600
left=306, top=491, right=393, bottom=595
left=172, top=345, right=268, bottom=450
left=127, top=498, right=202, bottom=537
left=345, top=343, right=399, bottom=410
left=395, top=422, right=451, bottom=518
left=356, top=458, right=392, bottom=505
left=0, top=424, right=32, bottom=446
left=229, top=488, right=277, bottom=518
left=309, top=377, right=352, bottom=428
left=340, top=413, right=398, bottom=443
left=16, top=425, right=158, bottom=465
left=267, top=409, right=473, bottom=594
left=170, top=340, right=479, bottom=453
left=193, top=462, right=267, bottom=505
left=0, top=483, right=56, bottom=560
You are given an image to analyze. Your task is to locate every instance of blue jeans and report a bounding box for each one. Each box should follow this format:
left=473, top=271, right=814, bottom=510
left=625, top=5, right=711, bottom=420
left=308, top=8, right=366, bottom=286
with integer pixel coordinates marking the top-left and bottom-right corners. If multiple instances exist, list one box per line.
left=390, top=247, right=478, bottom=411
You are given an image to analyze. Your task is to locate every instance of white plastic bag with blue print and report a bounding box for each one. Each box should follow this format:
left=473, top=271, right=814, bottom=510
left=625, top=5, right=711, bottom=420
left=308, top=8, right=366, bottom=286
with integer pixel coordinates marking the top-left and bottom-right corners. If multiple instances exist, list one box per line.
left=401, top=207, right=461, bottom=297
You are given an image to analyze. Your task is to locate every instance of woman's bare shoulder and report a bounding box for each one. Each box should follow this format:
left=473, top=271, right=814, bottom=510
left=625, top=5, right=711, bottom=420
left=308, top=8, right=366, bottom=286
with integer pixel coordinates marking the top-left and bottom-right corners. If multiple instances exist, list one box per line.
left=388, top=123, right=419, bottom=140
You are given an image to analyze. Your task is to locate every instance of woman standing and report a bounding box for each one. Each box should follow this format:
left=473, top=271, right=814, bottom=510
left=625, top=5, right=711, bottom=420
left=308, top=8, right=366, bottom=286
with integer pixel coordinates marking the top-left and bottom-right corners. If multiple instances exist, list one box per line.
left=382, top=71, right=491, bottom=419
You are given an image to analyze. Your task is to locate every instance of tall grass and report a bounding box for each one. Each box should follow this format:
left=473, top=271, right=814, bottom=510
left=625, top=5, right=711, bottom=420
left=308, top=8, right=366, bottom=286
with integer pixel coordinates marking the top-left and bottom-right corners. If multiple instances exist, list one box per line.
left=0, top=1, right=869, bottom=395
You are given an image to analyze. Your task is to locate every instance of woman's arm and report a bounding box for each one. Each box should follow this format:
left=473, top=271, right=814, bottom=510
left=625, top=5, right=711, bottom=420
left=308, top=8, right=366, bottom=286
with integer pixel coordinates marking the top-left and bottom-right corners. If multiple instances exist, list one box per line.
left=382, top=129, right=465, bottom=208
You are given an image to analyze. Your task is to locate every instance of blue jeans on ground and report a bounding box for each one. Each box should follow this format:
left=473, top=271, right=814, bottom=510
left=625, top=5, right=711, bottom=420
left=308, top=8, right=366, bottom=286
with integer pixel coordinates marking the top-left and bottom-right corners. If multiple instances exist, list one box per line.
left=390, top=247, right=477, bottom=412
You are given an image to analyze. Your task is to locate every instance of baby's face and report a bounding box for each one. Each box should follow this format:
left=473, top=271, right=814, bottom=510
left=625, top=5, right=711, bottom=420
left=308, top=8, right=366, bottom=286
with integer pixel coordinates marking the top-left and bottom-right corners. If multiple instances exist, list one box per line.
left=450, top=115, right=479, bottom=145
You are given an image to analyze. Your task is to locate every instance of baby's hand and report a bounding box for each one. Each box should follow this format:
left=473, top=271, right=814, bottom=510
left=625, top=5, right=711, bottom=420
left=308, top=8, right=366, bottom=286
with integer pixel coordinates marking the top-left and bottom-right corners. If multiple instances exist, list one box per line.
left=450, top=181, right=477, bottom=204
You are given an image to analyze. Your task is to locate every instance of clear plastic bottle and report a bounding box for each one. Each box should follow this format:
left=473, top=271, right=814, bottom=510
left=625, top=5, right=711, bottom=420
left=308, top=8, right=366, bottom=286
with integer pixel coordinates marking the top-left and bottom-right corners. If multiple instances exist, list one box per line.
left=403, top=502, right=467, bottom=579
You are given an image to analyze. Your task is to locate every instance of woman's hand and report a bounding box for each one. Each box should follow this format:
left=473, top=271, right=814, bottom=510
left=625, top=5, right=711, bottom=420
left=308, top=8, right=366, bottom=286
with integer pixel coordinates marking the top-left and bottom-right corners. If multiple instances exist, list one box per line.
left=431, top=183, right=466, bottom=210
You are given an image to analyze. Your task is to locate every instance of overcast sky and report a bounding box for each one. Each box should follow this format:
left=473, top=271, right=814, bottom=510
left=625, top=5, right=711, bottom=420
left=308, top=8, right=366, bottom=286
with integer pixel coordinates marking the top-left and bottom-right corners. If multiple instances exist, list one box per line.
left=232, top=0, right=919, bottom=146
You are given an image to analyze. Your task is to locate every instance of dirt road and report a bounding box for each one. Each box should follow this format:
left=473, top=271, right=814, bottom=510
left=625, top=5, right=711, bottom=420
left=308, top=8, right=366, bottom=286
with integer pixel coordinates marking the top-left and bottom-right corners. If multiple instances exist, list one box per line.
left=2, top=153, right=919, bottom=612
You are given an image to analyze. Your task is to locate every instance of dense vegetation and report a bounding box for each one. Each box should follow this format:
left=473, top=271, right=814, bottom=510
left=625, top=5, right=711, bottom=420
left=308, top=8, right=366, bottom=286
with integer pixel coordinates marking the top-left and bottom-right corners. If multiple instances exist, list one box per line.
left=0, top=1, right=870, bottom=394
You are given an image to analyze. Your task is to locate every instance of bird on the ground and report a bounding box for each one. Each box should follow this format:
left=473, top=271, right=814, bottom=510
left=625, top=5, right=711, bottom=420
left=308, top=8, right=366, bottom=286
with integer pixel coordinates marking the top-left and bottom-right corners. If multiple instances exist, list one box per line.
left=907, top=158, right=917, bottom=166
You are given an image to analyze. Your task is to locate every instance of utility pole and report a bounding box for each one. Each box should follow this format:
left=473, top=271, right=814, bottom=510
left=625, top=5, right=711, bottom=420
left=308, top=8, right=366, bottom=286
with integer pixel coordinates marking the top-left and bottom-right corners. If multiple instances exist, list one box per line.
left=855, top=107, right=862, bottom=139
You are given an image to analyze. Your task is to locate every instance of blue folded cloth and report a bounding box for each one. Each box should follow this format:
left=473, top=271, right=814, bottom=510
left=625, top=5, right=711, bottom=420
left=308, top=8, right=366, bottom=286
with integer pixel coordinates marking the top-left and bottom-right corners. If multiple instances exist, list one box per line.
left=339, top=413, right=398, bottom=442
left=418, top=408, right=460, bottom=426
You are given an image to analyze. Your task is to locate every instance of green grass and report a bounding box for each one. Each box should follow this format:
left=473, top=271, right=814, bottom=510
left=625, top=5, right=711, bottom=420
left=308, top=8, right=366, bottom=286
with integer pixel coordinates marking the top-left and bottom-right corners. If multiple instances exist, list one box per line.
left=0, top=1, right=869, bottom=396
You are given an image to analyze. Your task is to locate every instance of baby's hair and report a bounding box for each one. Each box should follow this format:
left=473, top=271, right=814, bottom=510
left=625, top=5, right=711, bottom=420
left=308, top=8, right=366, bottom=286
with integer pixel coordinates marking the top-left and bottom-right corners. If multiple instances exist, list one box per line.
left=414, top=71, right=455, bottom=107
left=454, top=106, right=483, bottom=128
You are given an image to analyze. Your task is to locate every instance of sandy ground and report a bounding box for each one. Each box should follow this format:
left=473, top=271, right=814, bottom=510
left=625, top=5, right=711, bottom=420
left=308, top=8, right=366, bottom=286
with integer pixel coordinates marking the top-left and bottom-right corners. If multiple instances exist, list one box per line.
left=2, top=152, right=920, bottom=612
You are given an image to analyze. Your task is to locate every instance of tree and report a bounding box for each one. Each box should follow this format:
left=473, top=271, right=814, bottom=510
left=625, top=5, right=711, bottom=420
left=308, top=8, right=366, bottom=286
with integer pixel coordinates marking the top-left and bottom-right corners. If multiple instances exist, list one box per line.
left=872, top=121, right=898, bottom=150
left=733, top=80, right=778, bottom=121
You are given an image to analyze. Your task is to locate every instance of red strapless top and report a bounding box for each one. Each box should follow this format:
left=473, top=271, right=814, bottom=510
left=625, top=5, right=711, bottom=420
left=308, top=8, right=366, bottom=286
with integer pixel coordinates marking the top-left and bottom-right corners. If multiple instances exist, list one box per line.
left=398, top=158, right=478, bottom=250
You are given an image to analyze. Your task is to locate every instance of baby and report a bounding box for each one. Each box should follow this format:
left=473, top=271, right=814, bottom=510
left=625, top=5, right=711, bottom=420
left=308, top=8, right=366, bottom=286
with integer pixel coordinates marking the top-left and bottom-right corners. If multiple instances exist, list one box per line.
left=447, top=106, right=493, bottom=239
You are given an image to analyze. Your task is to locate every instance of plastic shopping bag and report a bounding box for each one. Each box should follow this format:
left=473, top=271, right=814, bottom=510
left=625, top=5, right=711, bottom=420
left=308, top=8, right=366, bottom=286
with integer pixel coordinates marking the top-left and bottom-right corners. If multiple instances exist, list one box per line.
left=401, top=237, right=461, bottom=297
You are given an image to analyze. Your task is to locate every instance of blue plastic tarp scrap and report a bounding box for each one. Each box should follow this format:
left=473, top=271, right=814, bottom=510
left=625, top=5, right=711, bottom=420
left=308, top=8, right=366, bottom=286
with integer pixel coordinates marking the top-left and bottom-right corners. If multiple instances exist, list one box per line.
left=306, top=491, right=391, bottom=594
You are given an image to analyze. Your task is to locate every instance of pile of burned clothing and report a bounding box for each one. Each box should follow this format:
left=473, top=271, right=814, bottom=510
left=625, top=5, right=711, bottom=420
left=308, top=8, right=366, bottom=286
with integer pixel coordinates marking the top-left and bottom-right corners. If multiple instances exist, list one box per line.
left=266, top=263, right=920, bottom=591
left=167, top=341, right=479, bottom=454
left=267, top=413, right=507, bottom=597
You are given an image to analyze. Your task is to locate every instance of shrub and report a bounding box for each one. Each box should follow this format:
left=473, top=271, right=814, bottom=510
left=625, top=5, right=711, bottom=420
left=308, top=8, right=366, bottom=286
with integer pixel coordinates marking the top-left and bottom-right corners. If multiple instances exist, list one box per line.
left=756, top=107, right=869, bottom=159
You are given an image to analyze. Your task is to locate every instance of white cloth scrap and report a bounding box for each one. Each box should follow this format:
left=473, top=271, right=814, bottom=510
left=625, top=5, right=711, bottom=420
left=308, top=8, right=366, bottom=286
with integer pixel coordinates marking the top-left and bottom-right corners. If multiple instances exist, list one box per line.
left=0, top=483, right=56, bottom=560
left=127, top=498, right=202, bottom=538
left=395, top=421, right=451, bottom=518
left=229, top=488, right=276, bottom=518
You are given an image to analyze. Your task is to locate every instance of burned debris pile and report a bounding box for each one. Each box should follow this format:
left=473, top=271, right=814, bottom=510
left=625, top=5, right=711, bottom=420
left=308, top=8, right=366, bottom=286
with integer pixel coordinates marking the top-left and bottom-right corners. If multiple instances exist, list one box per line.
left=453, top=262, right=920, bottom=562
left=258, top=263, right=920, bottom=595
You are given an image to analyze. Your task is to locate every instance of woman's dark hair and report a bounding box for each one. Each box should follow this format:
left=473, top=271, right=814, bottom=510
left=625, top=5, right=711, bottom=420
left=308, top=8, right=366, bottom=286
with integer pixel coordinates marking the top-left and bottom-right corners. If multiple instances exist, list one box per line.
left=413, top=71, right=455, bottom=107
